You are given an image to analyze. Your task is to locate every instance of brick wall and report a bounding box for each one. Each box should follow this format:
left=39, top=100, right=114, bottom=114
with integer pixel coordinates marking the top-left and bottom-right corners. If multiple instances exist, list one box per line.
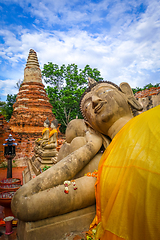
left=134, top=87, right=160, bottom=98
left=0, top=114, right=12, bottom=163
left=0, top=114, right=41, bottom=164
left=0, top=114, right=64, bottom=165
left=135, top=87, right=160, bottom=112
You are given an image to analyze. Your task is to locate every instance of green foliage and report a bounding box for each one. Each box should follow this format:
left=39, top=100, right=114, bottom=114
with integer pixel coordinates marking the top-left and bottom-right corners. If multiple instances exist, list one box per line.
left=143, top=83, right=160, bottom=89
left=42, top=165, right=51, bottom=171
left=0, top=94, right=17, bottom=121
left=0, top=79, right=22, bottom=120
left=0, top=101, right=6, bottom=108
left=132, top=87, right=143, bottom=94
left=42, top=63, right=103, bottom=133
left=0, top=101, right=7, bottom=116
left=132, top=83, right=160, bottom=94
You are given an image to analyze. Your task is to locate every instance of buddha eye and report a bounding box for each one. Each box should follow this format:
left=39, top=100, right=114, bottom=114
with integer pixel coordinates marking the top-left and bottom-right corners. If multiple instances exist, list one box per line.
left=99, top=89, right=112, bottom=96
left=85, top=102, right=91, bottom=110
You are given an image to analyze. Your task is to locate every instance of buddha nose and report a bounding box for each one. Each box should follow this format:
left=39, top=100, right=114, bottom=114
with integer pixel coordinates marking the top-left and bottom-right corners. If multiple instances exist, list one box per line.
left=92, top=94, right=102, bottom=108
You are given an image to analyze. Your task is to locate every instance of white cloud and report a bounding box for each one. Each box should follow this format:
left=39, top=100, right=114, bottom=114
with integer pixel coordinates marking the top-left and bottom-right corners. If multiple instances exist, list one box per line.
left=0, top=0, right=160, bottom=101
left=0, top=79, right=18, bottom=99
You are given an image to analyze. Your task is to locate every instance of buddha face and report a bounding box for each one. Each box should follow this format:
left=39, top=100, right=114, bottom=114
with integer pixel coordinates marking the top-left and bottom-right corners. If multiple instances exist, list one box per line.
left=44, top=122, right=49, bottom=128
left=51, top=122, right=56, bottom=129
left=81, top=83, right=132, bottom=135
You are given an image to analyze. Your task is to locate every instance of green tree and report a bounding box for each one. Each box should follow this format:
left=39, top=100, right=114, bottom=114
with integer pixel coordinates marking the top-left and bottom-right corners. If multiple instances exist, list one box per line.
left=0, top=79, right=23, bottom=120
left=0, top=94, right=17, bottom=121
left=132, top=87, right=143, bottom=94
left=0, top=101, right=7, bottom=117
left=42, top=63, right=103, bottom=133
left=143, top=83, right=160, bottom=89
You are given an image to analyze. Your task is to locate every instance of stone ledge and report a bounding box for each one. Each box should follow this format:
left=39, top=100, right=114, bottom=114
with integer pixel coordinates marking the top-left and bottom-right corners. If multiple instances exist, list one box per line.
left=17, top=205, right=96, bottom=240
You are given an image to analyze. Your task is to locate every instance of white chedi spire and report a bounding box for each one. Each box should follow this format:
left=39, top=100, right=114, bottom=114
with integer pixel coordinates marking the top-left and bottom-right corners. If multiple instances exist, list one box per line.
left=23, top=49, right=42, bottom=84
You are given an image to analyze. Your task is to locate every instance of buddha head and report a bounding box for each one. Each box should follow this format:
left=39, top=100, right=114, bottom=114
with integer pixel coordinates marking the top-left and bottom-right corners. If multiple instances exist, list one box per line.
left=51, top=119, right=58, bottom=129
left=44, top=118, right=50, bottom=128
left=80, top=78, right=142, bottom=136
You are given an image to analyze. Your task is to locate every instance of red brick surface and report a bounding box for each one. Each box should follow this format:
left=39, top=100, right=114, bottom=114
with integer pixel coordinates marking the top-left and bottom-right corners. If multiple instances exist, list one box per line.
left=134, top=86, right=160, bottom=98
left=9, top=82, right=54, bottom=133
left=0, top=115, right=41, bottom=163
left=0, top=114, right=64, bottom=163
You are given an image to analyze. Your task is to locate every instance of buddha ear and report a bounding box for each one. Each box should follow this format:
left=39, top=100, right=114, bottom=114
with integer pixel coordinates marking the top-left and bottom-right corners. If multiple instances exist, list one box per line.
left=119, top=82, right=143, bottom=111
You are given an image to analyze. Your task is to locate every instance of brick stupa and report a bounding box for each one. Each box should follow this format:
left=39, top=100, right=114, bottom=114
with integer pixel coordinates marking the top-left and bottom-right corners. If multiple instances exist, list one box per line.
left=10, top=49, right=54, bottom=133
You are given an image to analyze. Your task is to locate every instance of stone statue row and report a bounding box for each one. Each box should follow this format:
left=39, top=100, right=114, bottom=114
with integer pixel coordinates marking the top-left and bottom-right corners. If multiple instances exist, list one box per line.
left=34, top=118, right=58, bottom=166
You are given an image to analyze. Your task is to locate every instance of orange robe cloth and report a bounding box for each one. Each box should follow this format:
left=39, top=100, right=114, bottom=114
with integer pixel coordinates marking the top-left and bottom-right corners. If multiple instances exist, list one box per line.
left=95, top=105, right=160, bottom=240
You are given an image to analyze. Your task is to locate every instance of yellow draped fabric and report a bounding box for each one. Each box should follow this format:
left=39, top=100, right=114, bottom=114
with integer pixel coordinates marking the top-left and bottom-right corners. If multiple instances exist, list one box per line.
left=49, top=129, right=57, bottom=138
left=42, top=128, right=49, bottom=136
left=95, top=105, right=160, bottom=240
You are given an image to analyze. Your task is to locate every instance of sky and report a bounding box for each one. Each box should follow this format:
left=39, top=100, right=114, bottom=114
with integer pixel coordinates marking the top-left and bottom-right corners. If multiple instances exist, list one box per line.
left=0, top=0, right=160, bottom=101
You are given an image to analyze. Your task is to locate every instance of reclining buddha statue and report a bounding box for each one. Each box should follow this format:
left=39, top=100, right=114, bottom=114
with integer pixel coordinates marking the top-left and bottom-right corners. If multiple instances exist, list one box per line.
left=11, top=78, right=160, bottom=240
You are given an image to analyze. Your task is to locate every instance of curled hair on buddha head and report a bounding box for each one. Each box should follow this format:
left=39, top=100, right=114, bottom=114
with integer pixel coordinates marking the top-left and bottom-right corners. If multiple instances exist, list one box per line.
left=51, top=119, right=58, bottom=128
left=44, top=117, right=50, bottom=127
left=80, top=77, right=143, bottom=119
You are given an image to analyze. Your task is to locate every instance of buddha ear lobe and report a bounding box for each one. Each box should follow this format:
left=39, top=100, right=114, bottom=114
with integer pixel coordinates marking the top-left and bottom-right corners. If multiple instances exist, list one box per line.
left=119, top=82, right=143, bottom=111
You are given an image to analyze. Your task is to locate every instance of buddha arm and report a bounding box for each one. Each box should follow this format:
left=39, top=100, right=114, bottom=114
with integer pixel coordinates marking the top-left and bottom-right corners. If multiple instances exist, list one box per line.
left=11, top=130, right=102, bottom=219
left=11, top=176, right=97, bottom=222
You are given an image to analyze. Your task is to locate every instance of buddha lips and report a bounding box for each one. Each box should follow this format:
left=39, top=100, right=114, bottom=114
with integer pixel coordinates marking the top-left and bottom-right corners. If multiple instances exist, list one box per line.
left=64, top=180, right=77, bottom=194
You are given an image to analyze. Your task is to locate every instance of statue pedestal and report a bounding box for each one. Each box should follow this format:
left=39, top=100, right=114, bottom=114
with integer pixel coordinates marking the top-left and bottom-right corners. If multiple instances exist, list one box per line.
left=17, top=205, right=96, bottom=240
left=28, top=155, right=57, bottom=177
left=38, top=156, right=57, bottom=166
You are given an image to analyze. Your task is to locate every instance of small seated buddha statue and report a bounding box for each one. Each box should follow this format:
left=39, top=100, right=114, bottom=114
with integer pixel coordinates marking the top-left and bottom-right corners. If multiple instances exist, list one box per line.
left=43, top=119, right=58, bottom=150
left=39, top=119, right=58, bottom=161
left=34, top=118, right=50, bottom=154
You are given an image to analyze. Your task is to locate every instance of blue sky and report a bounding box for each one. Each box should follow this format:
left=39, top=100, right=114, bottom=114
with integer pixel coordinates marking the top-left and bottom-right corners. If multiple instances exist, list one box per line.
left=0, top=0, right=160, bottom=101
